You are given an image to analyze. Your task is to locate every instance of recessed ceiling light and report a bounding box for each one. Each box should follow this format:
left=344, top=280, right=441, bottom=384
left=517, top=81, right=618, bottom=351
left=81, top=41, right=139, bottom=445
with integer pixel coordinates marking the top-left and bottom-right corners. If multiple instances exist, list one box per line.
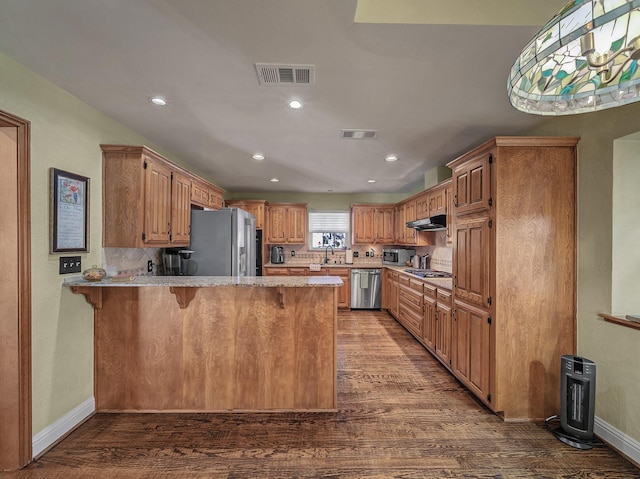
left=252, top=154, right=265, bottom=160
left=367, top=179, right=376, bottom=183
left=149, top=96, right=167, bottom=106
left=385, top=155, right=398, bottom=162
left=270, top=178, right=280, bottom=182
left=288, top=99, right=303, bottom=109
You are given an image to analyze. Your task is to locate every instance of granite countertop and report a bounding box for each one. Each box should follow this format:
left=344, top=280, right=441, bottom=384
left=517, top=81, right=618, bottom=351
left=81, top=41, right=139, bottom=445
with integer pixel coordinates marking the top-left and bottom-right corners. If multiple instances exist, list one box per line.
left=384, top=265, right=453, bottom=291
left=64, top=275, right=343, bottom=288
left=263, top=263, right=452, bottom=291
left=264, top=262, right=383, bottom=269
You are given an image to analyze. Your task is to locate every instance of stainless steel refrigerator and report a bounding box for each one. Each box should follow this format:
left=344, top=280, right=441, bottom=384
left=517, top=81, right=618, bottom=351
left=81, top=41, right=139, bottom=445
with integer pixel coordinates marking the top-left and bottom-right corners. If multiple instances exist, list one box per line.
left=189, top=208, right=256, bottom=276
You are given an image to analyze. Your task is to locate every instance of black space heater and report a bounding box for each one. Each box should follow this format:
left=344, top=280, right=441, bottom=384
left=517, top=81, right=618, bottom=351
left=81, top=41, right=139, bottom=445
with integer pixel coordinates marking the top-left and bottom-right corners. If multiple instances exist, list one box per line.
left=547, top=355, right=598, bottom=450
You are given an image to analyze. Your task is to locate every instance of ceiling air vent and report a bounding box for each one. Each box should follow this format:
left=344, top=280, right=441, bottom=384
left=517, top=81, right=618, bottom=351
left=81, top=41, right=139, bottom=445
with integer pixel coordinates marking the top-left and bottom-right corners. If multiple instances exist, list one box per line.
left=341, top=129, right=379, bottom=140
left=255, top=63, right=315, bottom=86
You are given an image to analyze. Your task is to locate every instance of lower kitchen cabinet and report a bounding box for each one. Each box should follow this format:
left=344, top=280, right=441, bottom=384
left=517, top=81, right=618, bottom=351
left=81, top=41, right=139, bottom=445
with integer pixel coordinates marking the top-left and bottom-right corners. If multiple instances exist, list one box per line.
left=434, top=294, right=452, bottom=368
left=451, top=299, right=490, bottom=402
left=422, top=285, right=437, bottom=352
left=265, top=266, right=350, bottom=309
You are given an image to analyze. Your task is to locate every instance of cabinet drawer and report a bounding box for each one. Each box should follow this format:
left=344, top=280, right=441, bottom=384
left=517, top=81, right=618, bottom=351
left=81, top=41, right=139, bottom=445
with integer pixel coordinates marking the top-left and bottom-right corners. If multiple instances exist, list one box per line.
left=424, top=283, right=437, bottom=299
left=288, top=268, right=307, bottom=276
left=399, top=286, right=423, bottom=310
left=267, top=268, right=289, bottom=276
left=399, top=274, right=424, bottom=294
left=398, top=304, right=423, bottom=336
left=437, top=289, right=452, bottom=305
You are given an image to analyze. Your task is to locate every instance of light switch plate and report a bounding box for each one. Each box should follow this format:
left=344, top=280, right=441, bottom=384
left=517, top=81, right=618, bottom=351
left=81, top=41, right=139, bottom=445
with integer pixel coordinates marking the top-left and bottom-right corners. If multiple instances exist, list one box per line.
left=59, top=256, right=81, bottom=274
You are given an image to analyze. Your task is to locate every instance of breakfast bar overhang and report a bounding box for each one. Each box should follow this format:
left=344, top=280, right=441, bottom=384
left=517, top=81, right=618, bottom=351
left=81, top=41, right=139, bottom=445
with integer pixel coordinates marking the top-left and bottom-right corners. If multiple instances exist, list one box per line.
left=67, top=276, right=342, bottom=412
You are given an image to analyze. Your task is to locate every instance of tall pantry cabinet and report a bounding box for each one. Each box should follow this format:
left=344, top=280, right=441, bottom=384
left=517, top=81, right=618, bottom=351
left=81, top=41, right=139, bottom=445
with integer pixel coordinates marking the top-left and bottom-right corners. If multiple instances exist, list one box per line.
left=447, top=136, right=578, bottom=421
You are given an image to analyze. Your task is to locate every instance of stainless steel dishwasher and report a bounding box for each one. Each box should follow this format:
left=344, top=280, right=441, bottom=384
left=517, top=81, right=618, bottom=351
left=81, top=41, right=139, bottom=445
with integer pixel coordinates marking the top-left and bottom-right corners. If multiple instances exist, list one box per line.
left=350, top=269, right=382, bottom=309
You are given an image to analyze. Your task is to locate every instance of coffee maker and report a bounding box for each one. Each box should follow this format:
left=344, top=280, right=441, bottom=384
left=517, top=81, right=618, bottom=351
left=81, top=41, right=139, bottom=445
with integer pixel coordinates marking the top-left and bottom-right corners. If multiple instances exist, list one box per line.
left=163, top=248, right=198, bottom=275
left=270, top=246, right=284, bottom=264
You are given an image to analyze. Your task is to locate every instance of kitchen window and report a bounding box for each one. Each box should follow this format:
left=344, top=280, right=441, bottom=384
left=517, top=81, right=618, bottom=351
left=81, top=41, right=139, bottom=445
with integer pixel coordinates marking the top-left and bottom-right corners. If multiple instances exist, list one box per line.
left=308, top=211, right=350, bottom=249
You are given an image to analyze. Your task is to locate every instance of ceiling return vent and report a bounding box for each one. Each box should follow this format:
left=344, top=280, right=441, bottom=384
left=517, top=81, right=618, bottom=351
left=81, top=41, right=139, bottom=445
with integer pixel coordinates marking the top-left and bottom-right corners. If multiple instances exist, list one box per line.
left=255, top=63, right=315, bottom=86
left=341, top=129, right=378, bottom=140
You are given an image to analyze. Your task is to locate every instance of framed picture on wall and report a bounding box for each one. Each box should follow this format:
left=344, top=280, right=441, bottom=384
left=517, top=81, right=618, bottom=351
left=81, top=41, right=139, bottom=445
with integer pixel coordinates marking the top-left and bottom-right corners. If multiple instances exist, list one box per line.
left=49, top=168, right=90, bottom=253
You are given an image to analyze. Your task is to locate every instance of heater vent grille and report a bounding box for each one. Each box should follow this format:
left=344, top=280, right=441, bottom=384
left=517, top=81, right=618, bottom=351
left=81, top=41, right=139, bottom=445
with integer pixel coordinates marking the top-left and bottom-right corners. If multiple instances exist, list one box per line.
left=255, top=63, right=315, bottom=86
left=341, top=129, right=379, bottom=140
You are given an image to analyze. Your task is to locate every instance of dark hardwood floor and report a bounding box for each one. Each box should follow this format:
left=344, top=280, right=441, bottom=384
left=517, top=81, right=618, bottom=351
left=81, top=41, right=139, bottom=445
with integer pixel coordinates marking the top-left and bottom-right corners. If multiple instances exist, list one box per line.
left=4, top=311, right=638, bottom=478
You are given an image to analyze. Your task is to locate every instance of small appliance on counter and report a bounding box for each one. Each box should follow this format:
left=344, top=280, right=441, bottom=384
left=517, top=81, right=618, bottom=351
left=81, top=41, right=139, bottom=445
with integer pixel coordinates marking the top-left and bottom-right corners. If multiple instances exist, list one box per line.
left=162, top=248, right=198, bottom=276
left=382, top=248, right=416, bottom=266
left=271, top=246, right=285, bottom=264
left=345, top=249, right=353, bottom=264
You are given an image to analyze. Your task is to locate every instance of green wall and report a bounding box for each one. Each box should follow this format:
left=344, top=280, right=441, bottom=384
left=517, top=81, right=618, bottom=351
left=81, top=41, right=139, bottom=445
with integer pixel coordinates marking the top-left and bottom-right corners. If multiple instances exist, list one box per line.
left=529, top=101, right=640, bottom=442
left=0, top=53, right=183, bottom=435
left=225, top=191, right=408, bottom=210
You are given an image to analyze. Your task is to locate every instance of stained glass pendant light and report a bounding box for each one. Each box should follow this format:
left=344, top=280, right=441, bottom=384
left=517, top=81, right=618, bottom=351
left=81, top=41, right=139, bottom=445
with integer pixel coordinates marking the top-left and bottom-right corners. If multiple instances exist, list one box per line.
left=508, top=0, right=640, bottom=115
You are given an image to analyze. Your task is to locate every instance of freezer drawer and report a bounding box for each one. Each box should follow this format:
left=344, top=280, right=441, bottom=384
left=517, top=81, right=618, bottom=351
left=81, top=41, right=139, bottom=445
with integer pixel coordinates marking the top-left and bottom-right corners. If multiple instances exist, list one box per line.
left=350, top=269, right=382, bottom=309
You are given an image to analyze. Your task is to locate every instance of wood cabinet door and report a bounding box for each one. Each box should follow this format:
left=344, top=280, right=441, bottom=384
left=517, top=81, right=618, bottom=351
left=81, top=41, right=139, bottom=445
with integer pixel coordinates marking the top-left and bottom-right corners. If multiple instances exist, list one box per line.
left=453, top=215, right=491, bottom=308
left=171, top=171, right=192, bottom=245
left=352, top=206, right=376, bottom=244
left=453, top=151, right=492, bottom=216
left=429, top=185, right=446, bottom=216
left=266, top=206, right=287, bottom=243
left=286, top=206, right=307, bottom=243
left=422, top=294, right=437, bottom=352
left=375, top=207, right=395, bottom=244
left=390, top=275, right=399, bottom=318
left=415, top=192, right=430, bottom=220
left=404, top=200, right=417, bottom=245
left=143, top=158, right=172, bottom=245
left=435, top=302, right=452, bottom=367
left=394, top=204, right=405, bottom=244
left=208, top=189, right=223, bottom=210
left=190, top=179, right=209, bottom=207
left=451, top=299, right=491, bottom=403
left=248, top=203, right=264, bottom=229
left=333, top=269, right=350, bottom=309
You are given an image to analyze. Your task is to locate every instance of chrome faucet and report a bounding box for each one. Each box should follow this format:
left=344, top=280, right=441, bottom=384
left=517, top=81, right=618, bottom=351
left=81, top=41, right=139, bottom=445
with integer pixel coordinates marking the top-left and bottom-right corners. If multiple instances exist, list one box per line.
left=324, top=245, right=334, bottom=264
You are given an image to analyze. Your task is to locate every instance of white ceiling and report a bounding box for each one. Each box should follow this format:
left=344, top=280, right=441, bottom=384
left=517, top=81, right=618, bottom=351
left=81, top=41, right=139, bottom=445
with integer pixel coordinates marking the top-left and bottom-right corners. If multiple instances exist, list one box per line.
left=0, top=0, right=565, bottom=194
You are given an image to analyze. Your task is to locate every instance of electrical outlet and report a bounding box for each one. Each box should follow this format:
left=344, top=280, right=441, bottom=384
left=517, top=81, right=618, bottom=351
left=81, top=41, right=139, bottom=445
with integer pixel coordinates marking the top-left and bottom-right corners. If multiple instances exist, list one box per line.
left=365, top=251, right=370, bottom=257
left=147, top=260, right=153, bottom=272
left=291, top=251, right=295, bottom=257
left=59, top=256, right=81, bottom=274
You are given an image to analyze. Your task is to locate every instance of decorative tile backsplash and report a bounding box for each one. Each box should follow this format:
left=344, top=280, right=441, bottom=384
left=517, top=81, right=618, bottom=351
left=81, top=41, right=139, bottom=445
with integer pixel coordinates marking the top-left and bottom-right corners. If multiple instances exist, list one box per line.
left=102, top=247, right=162, bottom=276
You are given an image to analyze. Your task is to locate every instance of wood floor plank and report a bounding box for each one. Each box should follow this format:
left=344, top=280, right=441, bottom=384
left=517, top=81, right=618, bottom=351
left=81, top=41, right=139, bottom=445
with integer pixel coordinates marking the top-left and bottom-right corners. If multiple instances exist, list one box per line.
left=5, top=311, right=638, bottom=478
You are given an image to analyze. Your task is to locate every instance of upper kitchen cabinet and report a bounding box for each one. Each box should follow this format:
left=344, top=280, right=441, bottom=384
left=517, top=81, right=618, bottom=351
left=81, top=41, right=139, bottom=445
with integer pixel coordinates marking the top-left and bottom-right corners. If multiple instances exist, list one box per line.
left=208, top=185, right=224, bottom=210
left=265, top=203, right=307, bottom=244
left=190, top=178, right=209, bottom=208
left=450, top=148, right=492, bottom=216
left=351, top=204, right=394, bottom=244
left=429, top=181, right=447, bottom=217
left=395, top=198, right=434, bottom=247
left=415, top=192, right=430, bottom=220
left=102, top=145, right=191, bottom=247
left=225, top=200, right=266, bottom=229
left=192, top=176, right=224, bottom=210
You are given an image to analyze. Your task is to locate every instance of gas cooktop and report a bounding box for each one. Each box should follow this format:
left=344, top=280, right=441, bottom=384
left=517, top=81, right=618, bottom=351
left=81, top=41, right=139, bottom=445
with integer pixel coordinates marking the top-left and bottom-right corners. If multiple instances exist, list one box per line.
left=404, top=269, right=452, bottom=279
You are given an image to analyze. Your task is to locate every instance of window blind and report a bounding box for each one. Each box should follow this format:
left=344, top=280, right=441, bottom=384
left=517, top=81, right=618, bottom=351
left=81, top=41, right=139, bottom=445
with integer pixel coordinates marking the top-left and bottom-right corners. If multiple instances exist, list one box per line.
left=308, top=211, right=350, bottom=232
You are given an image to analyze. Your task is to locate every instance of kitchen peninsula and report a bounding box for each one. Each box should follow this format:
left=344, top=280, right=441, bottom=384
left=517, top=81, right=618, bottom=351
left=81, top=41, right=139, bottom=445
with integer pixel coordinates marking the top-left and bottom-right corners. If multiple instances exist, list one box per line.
left=67, top=275, right=342, bottom=412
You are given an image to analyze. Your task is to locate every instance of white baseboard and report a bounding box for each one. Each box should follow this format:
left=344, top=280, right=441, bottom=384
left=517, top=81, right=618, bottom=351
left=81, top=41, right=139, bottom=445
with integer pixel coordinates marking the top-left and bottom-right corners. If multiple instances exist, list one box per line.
left=595, top=416, right=640, bottom=466
left=32, top=396, right=95, bottom=458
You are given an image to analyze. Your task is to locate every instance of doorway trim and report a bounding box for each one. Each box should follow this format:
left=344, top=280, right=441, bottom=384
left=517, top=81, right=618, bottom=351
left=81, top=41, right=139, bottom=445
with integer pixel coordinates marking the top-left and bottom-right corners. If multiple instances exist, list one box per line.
left=0, top=109, right=32, bottom=469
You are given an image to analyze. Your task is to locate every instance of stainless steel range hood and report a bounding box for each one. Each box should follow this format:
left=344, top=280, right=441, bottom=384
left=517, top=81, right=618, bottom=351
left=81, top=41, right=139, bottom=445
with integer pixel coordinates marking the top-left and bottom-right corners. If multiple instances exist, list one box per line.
left=406, top=214, right=446, bottom=231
